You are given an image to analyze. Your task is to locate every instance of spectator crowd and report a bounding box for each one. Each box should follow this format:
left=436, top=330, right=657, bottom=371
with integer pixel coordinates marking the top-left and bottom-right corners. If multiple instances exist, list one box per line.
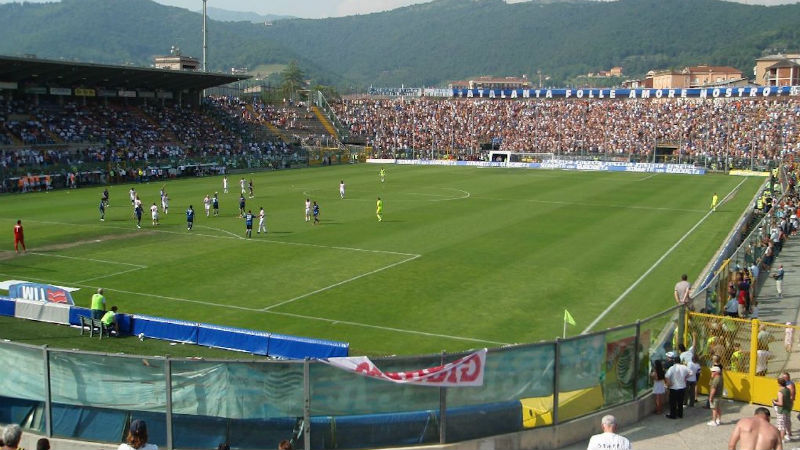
left=333, top=97, right=799, bottom=164
left=0, top=96, right=304, bottom=192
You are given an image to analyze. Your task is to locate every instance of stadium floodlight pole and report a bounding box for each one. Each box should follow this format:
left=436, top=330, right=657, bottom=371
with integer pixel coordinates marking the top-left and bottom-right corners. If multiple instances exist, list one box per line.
left=202, top=0, right=208, bottom=72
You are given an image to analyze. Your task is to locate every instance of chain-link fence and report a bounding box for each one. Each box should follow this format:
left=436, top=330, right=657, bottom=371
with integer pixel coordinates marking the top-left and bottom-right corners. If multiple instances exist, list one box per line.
left=687, top=312, right=753, bottom=373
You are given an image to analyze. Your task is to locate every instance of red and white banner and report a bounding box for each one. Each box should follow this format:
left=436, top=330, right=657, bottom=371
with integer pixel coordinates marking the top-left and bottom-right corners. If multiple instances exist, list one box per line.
left=323, top=348, right=487, bottom=387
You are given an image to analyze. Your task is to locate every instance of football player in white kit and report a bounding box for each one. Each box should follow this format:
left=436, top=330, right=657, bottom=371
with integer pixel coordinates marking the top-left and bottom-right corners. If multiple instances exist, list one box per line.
left=258, top=207, right=267, bottom=234
left=150, top=203, right=159, bottom=226
left=305, top=198, right=311, bottom=222
left=339, top=180, right=345, bottom=199
left=223, top=175, right=228, bottom=194
left=203, top=194, right=211, bottom=217
left=161, top=193, right=169, bottom=215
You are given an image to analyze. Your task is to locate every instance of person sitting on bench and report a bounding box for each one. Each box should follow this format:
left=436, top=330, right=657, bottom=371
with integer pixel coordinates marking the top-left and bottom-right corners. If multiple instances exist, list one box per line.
left=101, top=306, right=119, bottom=336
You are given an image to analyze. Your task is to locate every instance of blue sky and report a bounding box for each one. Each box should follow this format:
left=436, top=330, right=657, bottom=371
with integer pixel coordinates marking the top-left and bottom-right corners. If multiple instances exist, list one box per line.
left=0, top=0, right=796, bottom=18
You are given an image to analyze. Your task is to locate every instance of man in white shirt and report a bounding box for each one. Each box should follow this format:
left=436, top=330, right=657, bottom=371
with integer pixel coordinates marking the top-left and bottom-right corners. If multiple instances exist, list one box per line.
left=203, top=195, right=211, bottom=217
left=150, top=203, right=159, bottom=226
left=587, top=415, right=631, bottom=450
left=223, top=175, right=228, bottom=194
left=339, top=180, right=346, bottom=199
left=258, top=207, right=267, bottom=234
left=161, top=193, right=169, bottom=214
left=664, top=354, right=693, bottom=419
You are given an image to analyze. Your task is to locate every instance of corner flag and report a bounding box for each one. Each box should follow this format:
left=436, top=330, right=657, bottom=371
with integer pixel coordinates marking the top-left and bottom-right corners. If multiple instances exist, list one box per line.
left=563, top=309, right=576, bottom=338
left=564, top=309, right=576, bottom=326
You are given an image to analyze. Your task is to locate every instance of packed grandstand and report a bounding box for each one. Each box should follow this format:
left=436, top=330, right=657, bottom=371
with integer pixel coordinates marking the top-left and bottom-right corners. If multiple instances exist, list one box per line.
left=2, top=52, right=800, bottom=450
left=2, top=92, right=799, bottom=192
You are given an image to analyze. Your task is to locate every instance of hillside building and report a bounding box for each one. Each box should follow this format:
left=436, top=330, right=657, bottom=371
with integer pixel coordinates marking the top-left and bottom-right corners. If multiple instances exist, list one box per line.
left=154, top=47, right=199, bottom=71
left=588, top=66, right=623, bottom=78
left=754, top=54, right=800, bottom=86
left=448, top=75, right=530, bottom=90
left=649, top=65, right=744, bottom=89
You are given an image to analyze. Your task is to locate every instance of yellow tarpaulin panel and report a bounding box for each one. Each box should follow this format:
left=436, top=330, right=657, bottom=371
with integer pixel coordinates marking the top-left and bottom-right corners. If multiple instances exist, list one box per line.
left=520, top=385, right=604, bottom=428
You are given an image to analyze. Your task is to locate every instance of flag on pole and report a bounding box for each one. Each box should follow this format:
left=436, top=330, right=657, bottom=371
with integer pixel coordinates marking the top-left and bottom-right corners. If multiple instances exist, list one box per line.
left=564, top=309, right=576, bottom=326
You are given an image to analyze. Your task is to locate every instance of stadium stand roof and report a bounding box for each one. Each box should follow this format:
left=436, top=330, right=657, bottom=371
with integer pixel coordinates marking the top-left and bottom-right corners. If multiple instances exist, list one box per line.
left=0, top=55, right=249, bottom=91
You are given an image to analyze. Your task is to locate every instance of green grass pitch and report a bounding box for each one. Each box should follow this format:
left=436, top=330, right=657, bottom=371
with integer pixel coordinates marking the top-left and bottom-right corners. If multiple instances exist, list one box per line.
left=0, top=165, right=762, bottom=356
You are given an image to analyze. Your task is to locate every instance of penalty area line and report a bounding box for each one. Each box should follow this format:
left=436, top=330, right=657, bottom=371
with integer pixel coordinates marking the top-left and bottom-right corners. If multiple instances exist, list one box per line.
left=581, top=177, right=747, bottom=334
left=74, top=266, right=147, bottom=284
left=26, top=251, right=146, bottom=268
left=262, top=254, right=421, bottom=311
left=0, top=271, right=505, bottom=345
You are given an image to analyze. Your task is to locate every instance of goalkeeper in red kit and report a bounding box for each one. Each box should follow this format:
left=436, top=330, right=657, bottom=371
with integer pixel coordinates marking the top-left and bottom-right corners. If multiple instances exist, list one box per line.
left=13, top=220, right=26, bottom=253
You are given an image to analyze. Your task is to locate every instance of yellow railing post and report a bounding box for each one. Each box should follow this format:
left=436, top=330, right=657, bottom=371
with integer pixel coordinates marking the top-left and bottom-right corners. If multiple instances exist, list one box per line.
left=683, top=306, right=690, bottom=347
left=749, top=318, right=759, bottom=402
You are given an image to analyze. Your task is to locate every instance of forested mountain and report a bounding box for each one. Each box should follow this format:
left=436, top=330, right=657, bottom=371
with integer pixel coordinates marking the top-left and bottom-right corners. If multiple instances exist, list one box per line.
left=201, top=7, right=293, bottom=24
left=0, top=0, right=798, bottom=89
left=259, top=0, right=800, bottom=86
left=0, top=0, right=339, bottom=85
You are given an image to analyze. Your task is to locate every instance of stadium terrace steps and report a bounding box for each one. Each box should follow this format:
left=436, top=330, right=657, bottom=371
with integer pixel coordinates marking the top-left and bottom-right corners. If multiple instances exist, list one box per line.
left=311, top=105, right=339, bottom=141
left=245, top=103, right=288, bottom=143
left=9, top=132, right=23, bottom=146
left=270, top=104, right=334, bottom=144
left=44, top=128, right=64, bottom=144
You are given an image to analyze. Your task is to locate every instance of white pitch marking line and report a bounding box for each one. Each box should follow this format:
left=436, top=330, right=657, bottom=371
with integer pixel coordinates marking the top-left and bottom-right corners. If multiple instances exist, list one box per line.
left=267, top=310, right=510, bottom=346
left=582, top=178, right=747, bottom=334
left=13, top=219, right=414, bottom=257
left=434, top=188, right=471, bottom=201
left=28, top=252, right=146, bottom=268
left=0, top=271, right=504, bottom=345
left=74, top=266, right=146, bottom=284
left=197, top=224, right=245, bottom=240
left=637, top=174, right=657, bottom=181
left=0, top=271, right=262, bottom=312
left=473, top=197, right=706, bottom=213
left=262, top=254, right=421, bottom=311
left=408, top=192, right=455, bottom=198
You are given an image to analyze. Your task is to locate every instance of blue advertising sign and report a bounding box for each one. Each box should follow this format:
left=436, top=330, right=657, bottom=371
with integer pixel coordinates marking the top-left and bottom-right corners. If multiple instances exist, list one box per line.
left=8, top=282, right=75, bottom=305
left=452, top=85, right=798, bottom=100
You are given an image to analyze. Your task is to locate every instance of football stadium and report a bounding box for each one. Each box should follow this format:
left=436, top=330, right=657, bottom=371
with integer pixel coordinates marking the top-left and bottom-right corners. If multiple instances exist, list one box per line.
left=1, top=2, right=800, bottom=449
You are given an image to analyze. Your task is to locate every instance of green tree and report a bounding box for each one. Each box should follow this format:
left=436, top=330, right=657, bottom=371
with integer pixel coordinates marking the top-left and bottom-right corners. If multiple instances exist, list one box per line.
left=280, top=60, right=305, bottom=102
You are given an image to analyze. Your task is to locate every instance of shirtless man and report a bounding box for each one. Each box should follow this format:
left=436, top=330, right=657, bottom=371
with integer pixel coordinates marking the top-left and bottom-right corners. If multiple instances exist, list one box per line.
left=729, top=407, right=782, bottom=450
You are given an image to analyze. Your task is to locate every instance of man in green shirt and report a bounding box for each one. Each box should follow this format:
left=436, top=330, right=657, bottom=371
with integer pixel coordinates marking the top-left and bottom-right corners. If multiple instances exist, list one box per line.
left=773, top=376, right=793, bottom=442
left=101, top=306, right=118, bottom=336
left=91, top=288, right=106, bottom=319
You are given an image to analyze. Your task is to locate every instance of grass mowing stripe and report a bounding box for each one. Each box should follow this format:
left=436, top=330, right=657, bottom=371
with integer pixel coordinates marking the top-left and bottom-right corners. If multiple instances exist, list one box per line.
left=581, top=177, right=747, bottom=334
